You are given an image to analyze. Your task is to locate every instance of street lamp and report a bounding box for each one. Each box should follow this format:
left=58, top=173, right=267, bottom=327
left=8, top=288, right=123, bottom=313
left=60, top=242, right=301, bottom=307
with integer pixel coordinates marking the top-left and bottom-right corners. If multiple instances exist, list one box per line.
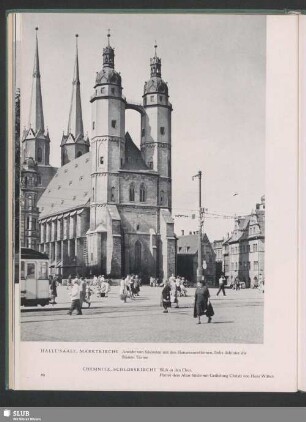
left=192, top=171, right=203, bottom=283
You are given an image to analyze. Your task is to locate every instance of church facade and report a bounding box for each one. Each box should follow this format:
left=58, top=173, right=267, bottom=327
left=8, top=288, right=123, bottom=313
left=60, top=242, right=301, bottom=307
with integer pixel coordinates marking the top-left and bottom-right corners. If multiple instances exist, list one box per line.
left=36, top=33, right=176, bottom=281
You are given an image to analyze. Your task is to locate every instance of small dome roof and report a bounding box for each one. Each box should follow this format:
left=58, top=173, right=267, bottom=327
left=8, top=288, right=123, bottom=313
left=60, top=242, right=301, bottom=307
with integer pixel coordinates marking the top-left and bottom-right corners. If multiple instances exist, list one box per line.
left=144, top=77, right=168, bottom=95
left=95, top=67, right=122, bottom=87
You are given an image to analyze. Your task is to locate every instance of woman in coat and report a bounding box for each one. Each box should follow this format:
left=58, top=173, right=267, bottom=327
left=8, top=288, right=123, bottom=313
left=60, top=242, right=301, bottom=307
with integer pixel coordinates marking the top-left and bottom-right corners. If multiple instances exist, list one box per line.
left=193, top=280, right=212, bottom=324
left=161, top=281, right=171, bottom=313
left=49, top=276, right=58, bottom=305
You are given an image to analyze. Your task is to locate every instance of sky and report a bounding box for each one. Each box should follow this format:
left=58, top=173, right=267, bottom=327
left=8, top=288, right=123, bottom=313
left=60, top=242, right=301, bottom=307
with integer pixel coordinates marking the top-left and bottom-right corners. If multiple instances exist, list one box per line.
left=18, top=13, right=266, bottom=241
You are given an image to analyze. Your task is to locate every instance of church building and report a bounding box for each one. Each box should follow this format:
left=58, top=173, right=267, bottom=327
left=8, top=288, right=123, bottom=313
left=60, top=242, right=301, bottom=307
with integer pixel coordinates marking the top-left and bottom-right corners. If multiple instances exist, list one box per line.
left=20, top=28, right=57, bottom=250
left=37, top=32, right=176, bottom=281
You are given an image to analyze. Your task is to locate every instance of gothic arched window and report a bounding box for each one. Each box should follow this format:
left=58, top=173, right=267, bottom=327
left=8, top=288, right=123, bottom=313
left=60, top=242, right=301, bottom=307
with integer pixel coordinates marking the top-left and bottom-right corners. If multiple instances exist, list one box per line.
left=129, top=184, right=135, bottom=202
left=37, top=147, right=42, bottom=163
left=140, top=184, right=146, bottom=203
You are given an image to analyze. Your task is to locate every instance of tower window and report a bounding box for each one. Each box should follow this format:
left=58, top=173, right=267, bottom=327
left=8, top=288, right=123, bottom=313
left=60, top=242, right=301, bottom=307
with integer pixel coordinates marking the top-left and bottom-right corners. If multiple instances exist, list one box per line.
left=37, top=174, right=41, bottom=185
left=160, top=96, right=163, bottom=102
left=111, top=187, right=115, bottom=202
left=140, top=184, right=146, bottom=203
left=101, top=87, right=105, bottom=94
left=26, top=216, right=30, bottom=229
left=37, top=147, right=42, bottom=163
left=111, top=120, right=117, bottom=128
left=150, top=95, right=154, bottom=102
left=93, top=121, right=95, bottom=130
left=141, top=128, right=145, bottom=137
left=129, top=184, right=135, bottom=202
left=100, top=156, right=104, bottom=165
left=160, top=127, right=165, bottom=135
left=111, top=87, right=115, bottom=95
left=160, top=190, right=165, bottom=205
left=148, top=161, right=153, bottom=169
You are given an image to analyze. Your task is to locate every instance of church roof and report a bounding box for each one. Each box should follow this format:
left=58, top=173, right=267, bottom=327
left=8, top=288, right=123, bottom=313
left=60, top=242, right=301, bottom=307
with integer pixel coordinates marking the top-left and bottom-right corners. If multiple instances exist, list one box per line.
left=177, top=233, right=211, bottom=255
left=121, top=132, right=151, bottom=171
left=38, top=152, right=91, bottom=218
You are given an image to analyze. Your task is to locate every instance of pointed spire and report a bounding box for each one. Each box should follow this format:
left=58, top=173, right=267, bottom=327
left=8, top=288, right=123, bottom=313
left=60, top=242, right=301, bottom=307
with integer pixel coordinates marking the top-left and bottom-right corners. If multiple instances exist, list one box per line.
left=150, top=42, right=161, bottom=78
left=28, top=27, right=45, bottom=134
left=103, top=29, right=115, bottom=69
left=67, top=34, right=84, bottom=140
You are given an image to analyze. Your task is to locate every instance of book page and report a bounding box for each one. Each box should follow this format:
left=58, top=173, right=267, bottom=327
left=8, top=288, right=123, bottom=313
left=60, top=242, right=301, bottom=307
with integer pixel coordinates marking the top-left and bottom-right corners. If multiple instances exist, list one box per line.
left=11, top=12, right=299, bottom=392
left=298, top=15, right=306, bottom=393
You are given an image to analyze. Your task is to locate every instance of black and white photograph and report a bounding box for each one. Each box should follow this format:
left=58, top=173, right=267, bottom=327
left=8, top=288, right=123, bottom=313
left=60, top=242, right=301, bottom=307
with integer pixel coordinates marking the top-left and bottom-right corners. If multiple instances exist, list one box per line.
left=17, top=13, right=265, bottom=344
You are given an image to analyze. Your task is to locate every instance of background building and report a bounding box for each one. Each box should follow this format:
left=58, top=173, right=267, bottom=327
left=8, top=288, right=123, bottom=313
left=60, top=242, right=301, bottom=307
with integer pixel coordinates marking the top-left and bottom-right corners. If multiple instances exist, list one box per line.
left=177, top=232, right=216, bottom=286
left=212, top=239, right=223, bottom=284
left=227, top=196, right=265, bottom=287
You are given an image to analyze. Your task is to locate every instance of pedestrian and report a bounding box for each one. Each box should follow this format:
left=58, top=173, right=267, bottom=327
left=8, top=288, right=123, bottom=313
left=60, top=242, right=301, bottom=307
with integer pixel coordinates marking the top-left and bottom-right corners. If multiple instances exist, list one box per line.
left=234, top=277, right=240, bottom=290
left=67, top=278, right=82, bottom=315
left=80, top=277, right=90, bottom=308
left=176, top=276, right=181, bottom=296
left=120, top=277, right=127, bottom=303
left=49, top=275, right=57, bottom=305
left=194, top=280, right=212, bottom=324
left=125, top=275, right=134, bottom=299
left=170, top=276, right=179, bottom=308
left=216, top=275, right=226, bottom=296
left=85, top=281, right=93, bottom=305
left=100, top=278, right=110, bottom=297
left=161, top=281, right=171, bottom=313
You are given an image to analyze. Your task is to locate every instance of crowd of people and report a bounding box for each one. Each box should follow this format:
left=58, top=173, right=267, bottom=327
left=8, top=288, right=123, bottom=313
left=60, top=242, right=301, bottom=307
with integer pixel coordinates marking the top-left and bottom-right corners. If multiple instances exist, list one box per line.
left=47, top=269, right=263, bottom=323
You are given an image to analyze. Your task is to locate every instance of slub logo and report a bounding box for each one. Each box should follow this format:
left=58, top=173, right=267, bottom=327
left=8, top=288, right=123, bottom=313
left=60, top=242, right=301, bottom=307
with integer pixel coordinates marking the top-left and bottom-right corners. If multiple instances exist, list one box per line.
left=3, top=409, right=11, bottom=417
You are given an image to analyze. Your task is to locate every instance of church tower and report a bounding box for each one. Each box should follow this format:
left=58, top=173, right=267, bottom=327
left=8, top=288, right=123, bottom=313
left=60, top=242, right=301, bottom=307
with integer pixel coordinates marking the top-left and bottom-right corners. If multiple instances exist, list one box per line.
left=87, top=31, right=125, bottom=275
left=61, top=35, right=89, bottom=166
left=22, top=28, right=51, bottom=166
left=141, top=44, right=173, bottom=210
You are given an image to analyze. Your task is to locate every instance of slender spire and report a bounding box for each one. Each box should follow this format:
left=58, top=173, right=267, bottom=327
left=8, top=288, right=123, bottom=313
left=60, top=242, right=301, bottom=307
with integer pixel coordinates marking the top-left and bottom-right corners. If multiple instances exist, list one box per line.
left=28, top=27, right=45, bottom=134
left=103, top=29, right=115, bottom=69
left=150, top=42, right=161, bottom=78
left=67, top=34, right=84, bottom=140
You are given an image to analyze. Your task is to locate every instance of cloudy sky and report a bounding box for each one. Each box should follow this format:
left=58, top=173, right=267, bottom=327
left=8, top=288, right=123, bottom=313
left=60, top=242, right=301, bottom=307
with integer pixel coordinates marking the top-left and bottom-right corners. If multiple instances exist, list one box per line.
left=19, top=13, right=266, bottom=241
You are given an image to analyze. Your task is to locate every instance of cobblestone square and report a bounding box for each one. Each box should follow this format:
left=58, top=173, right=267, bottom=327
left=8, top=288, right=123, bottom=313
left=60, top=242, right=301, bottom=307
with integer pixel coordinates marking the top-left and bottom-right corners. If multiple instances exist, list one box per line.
left=21, top=285, right=264, bottom=344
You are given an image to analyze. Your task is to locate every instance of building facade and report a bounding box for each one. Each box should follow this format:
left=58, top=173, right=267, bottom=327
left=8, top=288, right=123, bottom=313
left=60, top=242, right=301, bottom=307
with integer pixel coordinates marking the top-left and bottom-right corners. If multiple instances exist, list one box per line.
left=37, top=34, right=176, bottom=281
left=227, top=196, right=265, bottom=287
left=177, top=233, right=216, bottom=285
left=212, top=239, right=223, bottom=285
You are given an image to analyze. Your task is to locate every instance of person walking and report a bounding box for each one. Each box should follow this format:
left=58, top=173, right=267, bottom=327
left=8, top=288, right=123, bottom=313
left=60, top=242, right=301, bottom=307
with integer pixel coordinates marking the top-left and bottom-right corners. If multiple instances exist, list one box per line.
left=216, top=275, right=226, bottom=296
left=67, top=278, right=82, bottom=315
left=170, top=275, right=179, bottom=308
left=161, top=281, right=171, bottom=313
left=85, top=281, right=93, bottom=306
left=49, top=275, right=58, bottom=305
left=119, top=277, right=128, bottom=303
left=194, top=280, right=212, bottom=324
left=80, top=277, right=90, bottom=308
